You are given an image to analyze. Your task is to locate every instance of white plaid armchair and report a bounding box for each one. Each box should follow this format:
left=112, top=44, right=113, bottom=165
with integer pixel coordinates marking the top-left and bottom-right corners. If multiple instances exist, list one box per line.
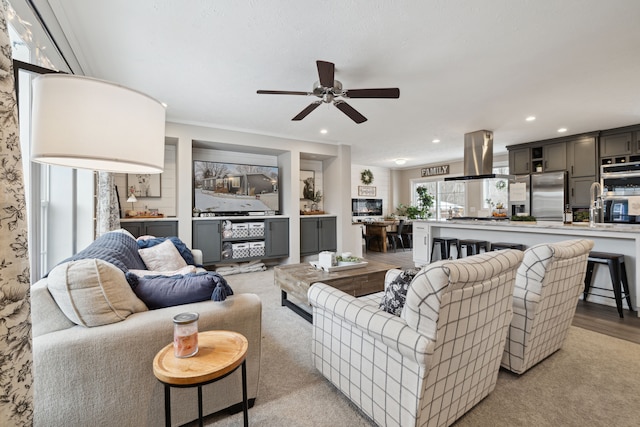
left=501, top=238, right=594, bottom=374
left=308, top=249, right=523, bottom=427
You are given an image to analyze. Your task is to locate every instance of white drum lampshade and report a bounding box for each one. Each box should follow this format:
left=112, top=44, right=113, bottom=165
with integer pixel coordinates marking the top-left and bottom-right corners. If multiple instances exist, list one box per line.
left=31, top=74, right=166, bottom=173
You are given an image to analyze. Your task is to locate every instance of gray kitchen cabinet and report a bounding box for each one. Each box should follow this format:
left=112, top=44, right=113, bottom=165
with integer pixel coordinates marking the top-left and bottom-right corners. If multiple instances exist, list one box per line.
left=600, top=133, right=632, bottom=158
left=300, top=216, right=337, bottom=256
left=569, top=176, right=597, bottom=207
left=567, top=137, right=596, bottom=177
left=543, top=142, right=566, bottom=172
left=192, top=220, right=222, bottom=264
left=121, top=220, right=177, bottom=238
left=509, top=148, right=530, bottom=174
left=265, top=218, right=289, bottom=257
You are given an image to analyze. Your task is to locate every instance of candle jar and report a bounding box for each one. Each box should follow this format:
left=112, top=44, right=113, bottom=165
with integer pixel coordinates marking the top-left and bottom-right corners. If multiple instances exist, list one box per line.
left=173, top=312, right=199, bottom=358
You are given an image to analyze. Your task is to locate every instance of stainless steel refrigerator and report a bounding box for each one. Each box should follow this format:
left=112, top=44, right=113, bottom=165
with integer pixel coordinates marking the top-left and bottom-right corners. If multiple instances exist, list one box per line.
left=531, top=171, right=567, bottom=220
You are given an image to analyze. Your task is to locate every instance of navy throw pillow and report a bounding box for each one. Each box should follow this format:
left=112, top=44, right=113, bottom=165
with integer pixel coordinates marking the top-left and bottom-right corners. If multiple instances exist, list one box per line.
left=49, top=231, right=146, bottom=276
left=126, top=271, right=233, bottom=309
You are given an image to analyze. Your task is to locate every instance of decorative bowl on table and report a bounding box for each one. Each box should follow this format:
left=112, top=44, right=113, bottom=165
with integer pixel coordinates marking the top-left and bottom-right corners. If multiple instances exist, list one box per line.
left=336, top=255, right=362, bottom=266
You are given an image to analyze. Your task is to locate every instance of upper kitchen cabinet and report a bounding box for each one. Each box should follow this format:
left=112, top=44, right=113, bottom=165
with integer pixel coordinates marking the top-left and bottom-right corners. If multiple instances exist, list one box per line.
left=542, top=143, right=566, bottom=172
left=509, top=148, right=530, bottom=175
left=567, top=136, right=597, bottom=177
left=600, top=132, right=632, bottom=159
left=599, top=128, right=640, bottom=165
left=522, top=143, right=565, bottom=173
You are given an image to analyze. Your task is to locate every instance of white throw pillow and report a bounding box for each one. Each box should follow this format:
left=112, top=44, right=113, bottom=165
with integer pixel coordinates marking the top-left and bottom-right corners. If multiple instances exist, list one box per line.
left=47, top=259, right=148, bottom=327
left=138, top=239, right=188, bottom=271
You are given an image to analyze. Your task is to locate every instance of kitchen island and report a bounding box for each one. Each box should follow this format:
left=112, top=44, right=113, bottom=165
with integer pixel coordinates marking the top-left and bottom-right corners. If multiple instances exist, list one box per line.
left=414, top=219, right=639, bottom=316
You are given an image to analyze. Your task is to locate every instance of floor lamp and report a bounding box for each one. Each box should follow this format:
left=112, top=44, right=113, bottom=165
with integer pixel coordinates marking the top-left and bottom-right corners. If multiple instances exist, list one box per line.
left=30, top=74, right=166, bottom=173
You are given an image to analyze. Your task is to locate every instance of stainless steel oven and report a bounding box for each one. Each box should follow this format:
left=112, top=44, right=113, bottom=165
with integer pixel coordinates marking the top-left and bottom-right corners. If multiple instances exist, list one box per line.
left=601, top=162, right=640, bottom=223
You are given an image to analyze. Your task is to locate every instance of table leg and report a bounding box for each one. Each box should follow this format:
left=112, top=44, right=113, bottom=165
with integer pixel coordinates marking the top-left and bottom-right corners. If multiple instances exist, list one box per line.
left=164, top=384, right=171, bottom=427
left=242, top=360, right=248, bottom=427
left=198, top=385, right=203, bottom=427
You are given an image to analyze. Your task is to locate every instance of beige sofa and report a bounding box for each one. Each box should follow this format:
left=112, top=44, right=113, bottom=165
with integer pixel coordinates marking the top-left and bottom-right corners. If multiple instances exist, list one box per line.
left=31, top=245, right=262, bottom=427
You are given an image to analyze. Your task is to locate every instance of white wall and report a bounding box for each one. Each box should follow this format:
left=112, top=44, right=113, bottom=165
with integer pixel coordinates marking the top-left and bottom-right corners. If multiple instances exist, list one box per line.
left=164, top=121, right=352, bottom=262
left=115, top=144, right=177, bottom=217
left=351, top=164, right=391, bottom=220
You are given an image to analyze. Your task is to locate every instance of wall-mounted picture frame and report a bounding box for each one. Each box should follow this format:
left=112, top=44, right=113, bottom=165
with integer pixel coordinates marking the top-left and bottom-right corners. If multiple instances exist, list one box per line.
left=300, top=170, right=315, bottom=200
left=127, top=173, right=161, bottom=198
left=358, top=185, right=376, bottom=197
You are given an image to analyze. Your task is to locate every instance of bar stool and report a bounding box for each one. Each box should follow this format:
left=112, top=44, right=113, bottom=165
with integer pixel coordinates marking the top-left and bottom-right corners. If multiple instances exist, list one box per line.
left=458, top=239, right=490, bottom=257
left=491, top=242, right=525, bottom=251
left=431, top=237, right=460, bottom=261
left=583, top=251, right=633, bottom=318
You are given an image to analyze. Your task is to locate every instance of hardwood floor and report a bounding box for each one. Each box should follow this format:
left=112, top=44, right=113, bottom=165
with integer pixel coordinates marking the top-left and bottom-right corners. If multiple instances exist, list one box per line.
left=363, top=247, right=640, bottom=345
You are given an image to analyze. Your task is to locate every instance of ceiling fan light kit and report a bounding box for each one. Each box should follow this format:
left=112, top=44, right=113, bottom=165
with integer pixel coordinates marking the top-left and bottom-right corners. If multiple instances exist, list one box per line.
left=257, top=60, right=399, bottom=123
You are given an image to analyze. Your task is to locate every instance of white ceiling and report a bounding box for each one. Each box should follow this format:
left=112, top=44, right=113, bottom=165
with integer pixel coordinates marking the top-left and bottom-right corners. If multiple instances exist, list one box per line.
left=24, top=0, right=640, bottom=168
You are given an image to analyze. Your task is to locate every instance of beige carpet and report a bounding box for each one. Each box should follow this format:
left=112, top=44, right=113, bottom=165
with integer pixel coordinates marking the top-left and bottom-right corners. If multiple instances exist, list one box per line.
left=200, top=269, right=640, bottom=427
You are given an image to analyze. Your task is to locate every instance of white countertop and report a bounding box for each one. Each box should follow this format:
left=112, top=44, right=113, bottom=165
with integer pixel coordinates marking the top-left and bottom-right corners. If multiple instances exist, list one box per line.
left=120, top=217, right=176, bottom=222
left=192, top=214, right=289, bottom=220
left=419, top=219, right=640, bottom=236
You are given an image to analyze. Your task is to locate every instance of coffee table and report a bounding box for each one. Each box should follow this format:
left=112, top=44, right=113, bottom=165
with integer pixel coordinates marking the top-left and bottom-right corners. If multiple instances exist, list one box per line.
left=274, top=260, right=400, bottom=322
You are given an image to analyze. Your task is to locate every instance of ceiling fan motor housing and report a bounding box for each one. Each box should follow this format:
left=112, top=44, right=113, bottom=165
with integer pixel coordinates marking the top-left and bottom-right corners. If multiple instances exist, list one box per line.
left=313, top=80, right=343, bottom=103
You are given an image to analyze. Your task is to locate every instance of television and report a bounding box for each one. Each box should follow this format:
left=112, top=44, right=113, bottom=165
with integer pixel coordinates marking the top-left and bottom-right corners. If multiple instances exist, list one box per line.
left=352, top=198, right=383, bottom=217
left=193, top=160, right=279, bottom=215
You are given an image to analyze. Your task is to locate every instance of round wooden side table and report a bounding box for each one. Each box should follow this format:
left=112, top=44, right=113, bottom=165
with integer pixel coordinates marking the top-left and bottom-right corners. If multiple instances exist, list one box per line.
left=153, top=330, right=249, bottom=427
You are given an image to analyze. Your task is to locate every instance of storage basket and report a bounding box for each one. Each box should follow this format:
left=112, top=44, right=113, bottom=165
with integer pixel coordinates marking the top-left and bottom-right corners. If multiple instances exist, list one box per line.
left=231, top=223, right=249, bottom=238
left=249, top=241, right=265, bottom=257
left=247, top=222, right=265, bottom=237
left=232, top=242, right=250, bottom=259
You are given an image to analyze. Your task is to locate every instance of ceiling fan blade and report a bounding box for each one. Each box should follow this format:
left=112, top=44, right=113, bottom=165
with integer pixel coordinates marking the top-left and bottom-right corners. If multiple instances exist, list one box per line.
left=292, top=102, right=322, bottom=121
left=344, top=88, right=400, bottom=98
left=334, top=101, right=367, bottom=124
left=257, top=90, right=311, bottom=96
left=316, top=60, right=335, bottom=88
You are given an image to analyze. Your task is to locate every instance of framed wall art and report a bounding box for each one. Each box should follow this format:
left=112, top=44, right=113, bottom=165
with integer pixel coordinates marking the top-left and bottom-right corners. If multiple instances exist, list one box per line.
left=358, top=185, right=376, bottom=197
left=300, top=170, right=315, bottom=200
left=127, top=173, right=161, bottom=198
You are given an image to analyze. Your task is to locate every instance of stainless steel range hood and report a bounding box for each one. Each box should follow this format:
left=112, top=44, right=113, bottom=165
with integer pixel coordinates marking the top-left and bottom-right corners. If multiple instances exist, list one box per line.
left=445, top=130, right=511, bottom=181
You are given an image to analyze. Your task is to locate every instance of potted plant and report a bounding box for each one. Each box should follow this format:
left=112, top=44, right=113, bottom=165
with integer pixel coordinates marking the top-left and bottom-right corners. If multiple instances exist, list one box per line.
left=396, top=187, right=434, bottom=220
left=416, top=187, right=434, bottom=217
left=311, top=191, right=322, bottom=211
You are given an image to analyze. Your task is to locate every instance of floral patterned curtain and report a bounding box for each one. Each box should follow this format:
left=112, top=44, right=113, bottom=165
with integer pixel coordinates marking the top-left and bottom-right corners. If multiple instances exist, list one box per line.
left=0, top=1, right=33, bottom=425
left=96, top=171, right=121, bottom=235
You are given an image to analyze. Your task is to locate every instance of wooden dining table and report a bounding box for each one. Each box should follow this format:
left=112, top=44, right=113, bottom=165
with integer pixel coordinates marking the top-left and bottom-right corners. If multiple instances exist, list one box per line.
left=363, top=220, right=412, bottom=253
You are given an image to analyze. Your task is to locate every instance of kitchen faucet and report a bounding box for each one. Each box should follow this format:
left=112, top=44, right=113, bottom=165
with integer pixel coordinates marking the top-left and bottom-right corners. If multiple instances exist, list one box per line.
left=589, top=182, right=603, bottom=226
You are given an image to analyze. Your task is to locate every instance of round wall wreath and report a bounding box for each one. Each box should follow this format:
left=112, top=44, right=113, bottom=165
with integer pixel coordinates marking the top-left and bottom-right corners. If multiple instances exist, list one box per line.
left=360, top=169, right=374, bottom=185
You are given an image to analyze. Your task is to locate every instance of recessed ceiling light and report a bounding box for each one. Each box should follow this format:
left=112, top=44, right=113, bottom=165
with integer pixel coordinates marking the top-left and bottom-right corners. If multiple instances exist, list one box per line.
left=526, top=116, right=536, bottom=121
left=394, top=159, right=407, bottom=165
left=432, top=139, right=440, bottom=143
left=557, top=128, right=567, bottom=133
left=320, top=129, right=328, bottom=134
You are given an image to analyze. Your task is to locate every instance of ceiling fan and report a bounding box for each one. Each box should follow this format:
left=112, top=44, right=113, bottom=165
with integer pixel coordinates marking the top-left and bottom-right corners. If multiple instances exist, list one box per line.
left=257, top=60, right=400, bottom=124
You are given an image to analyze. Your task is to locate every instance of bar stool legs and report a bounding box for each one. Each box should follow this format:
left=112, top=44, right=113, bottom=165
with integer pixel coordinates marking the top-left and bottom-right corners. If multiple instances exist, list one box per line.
left=430, top=238, right=459, bottom=261
left=583, top=252, right=633, bottom=318
left=458, top=239, right=490, bottom=257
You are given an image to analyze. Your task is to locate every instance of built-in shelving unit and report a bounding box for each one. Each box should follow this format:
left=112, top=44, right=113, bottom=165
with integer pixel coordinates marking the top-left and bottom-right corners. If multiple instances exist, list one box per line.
left=193, top=216, right=289, bottom=266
